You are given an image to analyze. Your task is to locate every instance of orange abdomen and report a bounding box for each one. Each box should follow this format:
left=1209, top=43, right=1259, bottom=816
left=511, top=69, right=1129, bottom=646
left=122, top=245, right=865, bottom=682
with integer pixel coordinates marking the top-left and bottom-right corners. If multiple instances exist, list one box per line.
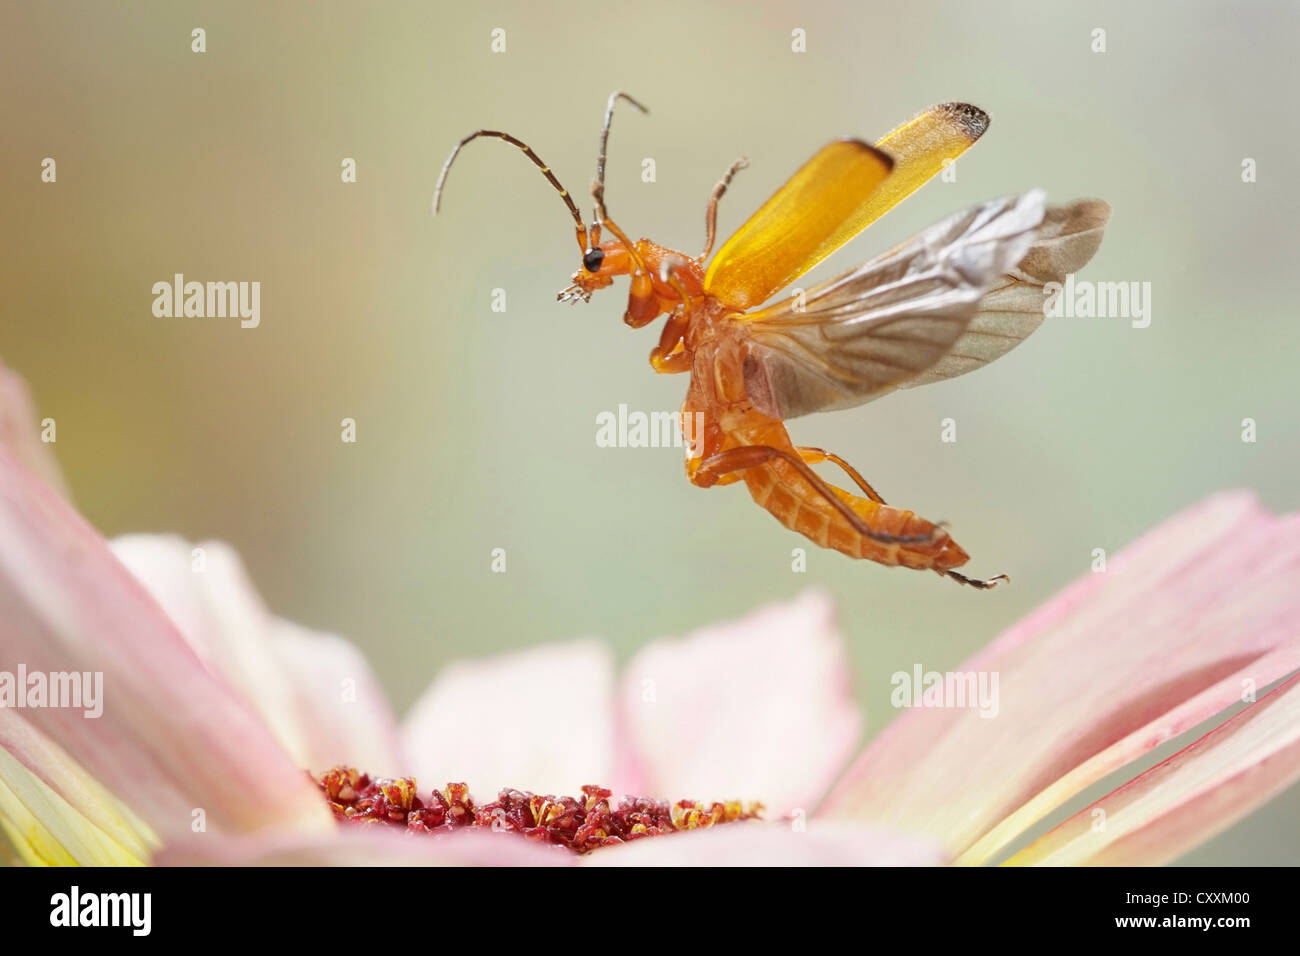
left=730, top=417, right=969, bottom=571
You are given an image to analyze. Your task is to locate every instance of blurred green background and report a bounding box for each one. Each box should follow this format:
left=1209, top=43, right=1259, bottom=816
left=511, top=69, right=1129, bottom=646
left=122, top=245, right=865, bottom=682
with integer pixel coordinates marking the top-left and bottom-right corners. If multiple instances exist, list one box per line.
left=2, top=1, right=1296, bottom=863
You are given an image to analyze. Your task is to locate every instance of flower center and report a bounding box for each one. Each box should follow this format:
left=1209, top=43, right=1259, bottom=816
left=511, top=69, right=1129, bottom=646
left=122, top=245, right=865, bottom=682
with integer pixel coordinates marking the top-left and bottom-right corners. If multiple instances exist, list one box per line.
left=316, top=767, right=764, bottom=855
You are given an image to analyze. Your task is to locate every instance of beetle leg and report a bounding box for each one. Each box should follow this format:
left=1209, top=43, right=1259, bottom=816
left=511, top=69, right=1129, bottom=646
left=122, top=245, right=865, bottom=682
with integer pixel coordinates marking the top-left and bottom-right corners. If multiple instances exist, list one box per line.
left=650, top=307, right=692, bottom=373
left=943, top=569, right=1010, bottom=589
left=623, top=269, right=661, bottom=327
left=647, top=262, right=695, bottom=371
left=796, top=446, right=887, bottom=504
left=658, top=259, right=693, bottom=313
left=699, top=156, right=749, bottom=260
left=692, top=445, right=935, bottom=545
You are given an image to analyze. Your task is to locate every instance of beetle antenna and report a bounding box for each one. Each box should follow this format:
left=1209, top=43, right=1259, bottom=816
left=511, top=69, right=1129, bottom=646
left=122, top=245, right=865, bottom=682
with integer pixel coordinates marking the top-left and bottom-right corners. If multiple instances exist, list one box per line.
left=434, top=130, right=588, bottom=253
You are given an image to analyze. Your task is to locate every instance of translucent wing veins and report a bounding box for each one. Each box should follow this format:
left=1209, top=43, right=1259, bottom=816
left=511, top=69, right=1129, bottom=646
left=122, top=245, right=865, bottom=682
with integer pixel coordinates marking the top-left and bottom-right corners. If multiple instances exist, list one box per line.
left=741, top=190, right=1050, bottom=421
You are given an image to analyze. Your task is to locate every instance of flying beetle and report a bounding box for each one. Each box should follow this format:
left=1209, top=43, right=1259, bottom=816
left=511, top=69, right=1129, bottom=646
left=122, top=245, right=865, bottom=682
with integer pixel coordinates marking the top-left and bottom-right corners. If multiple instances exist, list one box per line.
left=434, top=93, right=1110, bottom=588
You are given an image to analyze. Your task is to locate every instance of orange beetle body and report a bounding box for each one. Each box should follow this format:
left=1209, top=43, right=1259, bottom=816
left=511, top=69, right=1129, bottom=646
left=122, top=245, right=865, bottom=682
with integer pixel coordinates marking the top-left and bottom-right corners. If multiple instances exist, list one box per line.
left=435, top=94, right=1110, bottom=587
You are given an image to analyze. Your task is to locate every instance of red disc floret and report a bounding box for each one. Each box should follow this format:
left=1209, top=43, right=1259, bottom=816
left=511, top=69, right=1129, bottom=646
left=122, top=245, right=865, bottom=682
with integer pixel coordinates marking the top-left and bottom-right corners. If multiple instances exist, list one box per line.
left=315, top=767, right=764, bottom=855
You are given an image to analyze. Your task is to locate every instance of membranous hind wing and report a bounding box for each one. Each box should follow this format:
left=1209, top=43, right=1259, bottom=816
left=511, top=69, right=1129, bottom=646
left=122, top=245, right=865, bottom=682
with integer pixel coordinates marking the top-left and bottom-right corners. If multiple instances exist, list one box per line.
left=741, top=191, right=1048, bottom=421
left=898, top=199, right=1111, bottom=391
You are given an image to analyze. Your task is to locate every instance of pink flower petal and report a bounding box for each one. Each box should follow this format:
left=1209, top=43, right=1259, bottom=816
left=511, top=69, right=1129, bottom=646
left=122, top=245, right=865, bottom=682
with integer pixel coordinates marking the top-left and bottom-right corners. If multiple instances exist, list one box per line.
left=0, top=709, right=154, bottom=860
left=822, top=491, right=1300, bottom=864
left=269, top=619, right=403, bottom=774
left=0, top=449, right=330, bottom=844
left=616, top=590, right=861, bottom=815
left=1010, top=671, right=1300, bottom=866
left=155, top=824, right=570, bottom=866
left=400, top=641, right=616, bottom=795
left=586, top=820, right=944, bottom=866
left=0, top=359, right=69, bottom=498
left=111, top=534, right=402, bottom=774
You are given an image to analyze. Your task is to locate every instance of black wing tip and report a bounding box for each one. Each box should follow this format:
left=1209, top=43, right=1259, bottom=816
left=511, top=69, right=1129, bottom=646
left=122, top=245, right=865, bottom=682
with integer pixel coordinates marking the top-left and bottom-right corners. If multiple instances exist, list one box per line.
left=933, top=102, right=991, bottom=141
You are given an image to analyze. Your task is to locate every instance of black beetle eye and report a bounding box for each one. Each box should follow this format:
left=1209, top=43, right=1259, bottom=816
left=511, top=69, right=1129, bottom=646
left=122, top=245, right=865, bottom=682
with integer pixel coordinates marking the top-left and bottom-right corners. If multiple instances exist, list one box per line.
left=582, top=248, right=605, bottom=273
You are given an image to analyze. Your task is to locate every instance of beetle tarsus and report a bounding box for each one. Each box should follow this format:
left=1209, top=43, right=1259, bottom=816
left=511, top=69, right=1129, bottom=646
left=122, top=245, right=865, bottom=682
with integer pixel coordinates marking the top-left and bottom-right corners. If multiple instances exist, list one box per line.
left=945, top=570, right=1010, bottom=590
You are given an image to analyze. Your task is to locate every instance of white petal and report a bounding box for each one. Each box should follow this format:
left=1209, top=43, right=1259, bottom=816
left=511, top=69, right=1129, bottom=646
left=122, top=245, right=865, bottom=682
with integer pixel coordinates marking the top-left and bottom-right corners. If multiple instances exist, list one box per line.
left=156, top=825, right=571, bottom=867
left=110, top=535, right=314, bottom=763
left=401, top=641, right=616, bottom=796
left=587, top=820, right=943, bottom=867
left=112, top=535, right=403, bottom=776
left=617, top=590, right=861, bottom=815
left=269, top=619, right=403, bottom=774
